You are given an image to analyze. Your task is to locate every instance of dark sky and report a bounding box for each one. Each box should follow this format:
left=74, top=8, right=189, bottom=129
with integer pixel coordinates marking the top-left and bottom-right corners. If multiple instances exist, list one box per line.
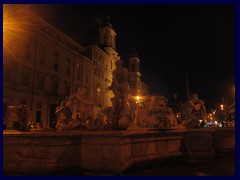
left=31, top=4, right=235, bottom=110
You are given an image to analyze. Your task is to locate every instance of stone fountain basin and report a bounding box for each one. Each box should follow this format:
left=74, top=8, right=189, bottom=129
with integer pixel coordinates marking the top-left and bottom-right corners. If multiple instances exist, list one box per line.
left=3, top=127, right=235, bottom=175
left=3, top=128, right=186, bottom=175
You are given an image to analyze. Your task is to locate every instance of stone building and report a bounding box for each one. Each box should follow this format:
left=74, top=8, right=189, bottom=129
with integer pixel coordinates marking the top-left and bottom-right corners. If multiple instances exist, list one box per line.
left=128, top=49, right=148, bottom=96
left=3, top=6, right=148, bottom=128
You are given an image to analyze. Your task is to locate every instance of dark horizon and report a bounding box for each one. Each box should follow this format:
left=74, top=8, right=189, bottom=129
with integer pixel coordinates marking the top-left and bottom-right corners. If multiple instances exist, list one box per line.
left=31, top=4, right=235, bottom=110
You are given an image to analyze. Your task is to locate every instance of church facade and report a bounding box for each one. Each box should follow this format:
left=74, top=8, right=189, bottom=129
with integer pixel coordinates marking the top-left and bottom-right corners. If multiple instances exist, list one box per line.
left=3, top=6, right=148, bottom=129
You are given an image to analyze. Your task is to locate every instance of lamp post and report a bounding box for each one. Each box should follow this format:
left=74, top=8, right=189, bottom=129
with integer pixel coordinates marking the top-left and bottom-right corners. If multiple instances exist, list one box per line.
left=220, top=104, right=225, bottom=126
left=133, top=95, right=141, bottom=128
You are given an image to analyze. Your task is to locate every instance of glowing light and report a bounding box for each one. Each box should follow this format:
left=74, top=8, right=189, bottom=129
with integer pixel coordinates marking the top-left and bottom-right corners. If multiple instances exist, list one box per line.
left=3, top=5, right=36, bottom=61
left=136, top=96, right=140, bottom=101
left=135, top=96, right=141, bottom=104
left=220, top=104, right=224, bottom=110
left=214, top=121, right=218, bottom=125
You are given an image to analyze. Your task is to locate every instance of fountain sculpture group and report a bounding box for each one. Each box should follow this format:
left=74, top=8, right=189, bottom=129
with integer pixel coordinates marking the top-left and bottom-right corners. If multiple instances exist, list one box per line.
left=6, top=60, right=207, bottom=131
left=4, top=60, right=235, bottom=176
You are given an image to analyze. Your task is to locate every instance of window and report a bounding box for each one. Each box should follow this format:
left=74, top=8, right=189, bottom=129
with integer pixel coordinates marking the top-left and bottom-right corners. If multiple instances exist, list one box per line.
left=36, top=102, right=42, bottom=109
left=86, top=74, right=89, bottom=83
left=76, top=69, right=81, bottom=80
left=54, top=51, right=60, bottom=71
left=39, top=45, right=46, bottom=65
left=64, top=81, right=71, bottom=96
left=40, top=56, right=45, bottom=65
left=20, top=68, right=31, bottom=87
left=67, top=65, right=71, bottom=76
left=37, top=73, right=45, bottom=90
left=112, top=36, right=115, bottom=48
left=103, top=35, right=106, bottom=44
left=54, top=59, right=59, bottom=71
left=51, top=78, right=59, bottom=96
left=36, top=111, right=41, bottom=124
left=76, top=63, right=81, bottom=80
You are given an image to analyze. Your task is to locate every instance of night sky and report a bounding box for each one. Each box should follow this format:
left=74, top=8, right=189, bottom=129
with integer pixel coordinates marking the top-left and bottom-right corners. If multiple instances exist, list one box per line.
left=31, top=4, right=235, bottom=110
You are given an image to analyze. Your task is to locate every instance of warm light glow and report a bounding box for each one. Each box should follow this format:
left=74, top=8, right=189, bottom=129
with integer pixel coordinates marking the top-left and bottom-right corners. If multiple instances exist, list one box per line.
left=135, top=96, right=141, bottom=104
left=220, top=104, right=224, bottom=110
left=3, top=5, right=36, bottom=61
left=136, top=96, right=140, bottom=101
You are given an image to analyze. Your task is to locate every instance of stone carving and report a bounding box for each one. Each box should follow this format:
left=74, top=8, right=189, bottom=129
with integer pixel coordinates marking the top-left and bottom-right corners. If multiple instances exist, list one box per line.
left=108, top=60, right=131, bottom=129
left=55, top=86, right=98, bottom=131
left=55, top=100, right=74, bottom=131
left=7, top=104, right=29, bottom=131
left=54, top=60, right=184, bottom=131
left=130, top=96, right=181, bottom=129
left=181, top=93, right=206, bottom=128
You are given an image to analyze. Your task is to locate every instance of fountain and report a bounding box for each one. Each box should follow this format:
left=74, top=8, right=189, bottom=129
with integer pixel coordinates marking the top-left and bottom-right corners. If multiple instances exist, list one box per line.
left=3, top=60, right=234, bottom=175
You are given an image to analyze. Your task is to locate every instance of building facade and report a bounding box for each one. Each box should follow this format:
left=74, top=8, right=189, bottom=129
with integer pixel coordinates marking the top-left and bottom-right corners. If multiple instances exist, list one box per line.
left=3, top=6, right=148, bottom=129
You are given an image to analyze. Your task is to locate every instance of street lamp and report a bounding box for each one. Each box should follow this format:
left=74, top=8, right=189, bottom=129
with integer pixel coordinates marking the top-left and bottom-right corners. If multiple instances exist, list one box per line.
left=220, top=104, right=224, bottom=111
left=135, top=96, right=140, bottom=104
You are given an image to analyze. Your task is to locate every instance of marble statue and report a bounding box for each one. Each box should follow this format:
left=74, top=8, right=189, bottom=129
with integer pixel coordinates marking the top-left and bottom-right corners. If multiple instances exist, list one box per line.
left=55, top=86, right=105, bottom=131
left=7, top=104, right=29, bottom=131
left=181, top=93, right=206, bottom=128
left=130, top=96, right=181, bottom=129
left=55, top=100, right=74, bottom=131
left=108, top=60, right=131, bottom=129
left=53, top=60, right=184, bottom=131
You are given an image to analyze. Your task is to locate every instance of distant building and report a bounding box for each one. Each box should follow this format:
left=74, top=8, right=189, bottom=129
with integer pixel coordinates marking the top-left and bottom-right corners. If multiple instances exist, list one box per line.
left=128, top=49, right=148, bottom=96
left=3, top=6, right=148, bottom=128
